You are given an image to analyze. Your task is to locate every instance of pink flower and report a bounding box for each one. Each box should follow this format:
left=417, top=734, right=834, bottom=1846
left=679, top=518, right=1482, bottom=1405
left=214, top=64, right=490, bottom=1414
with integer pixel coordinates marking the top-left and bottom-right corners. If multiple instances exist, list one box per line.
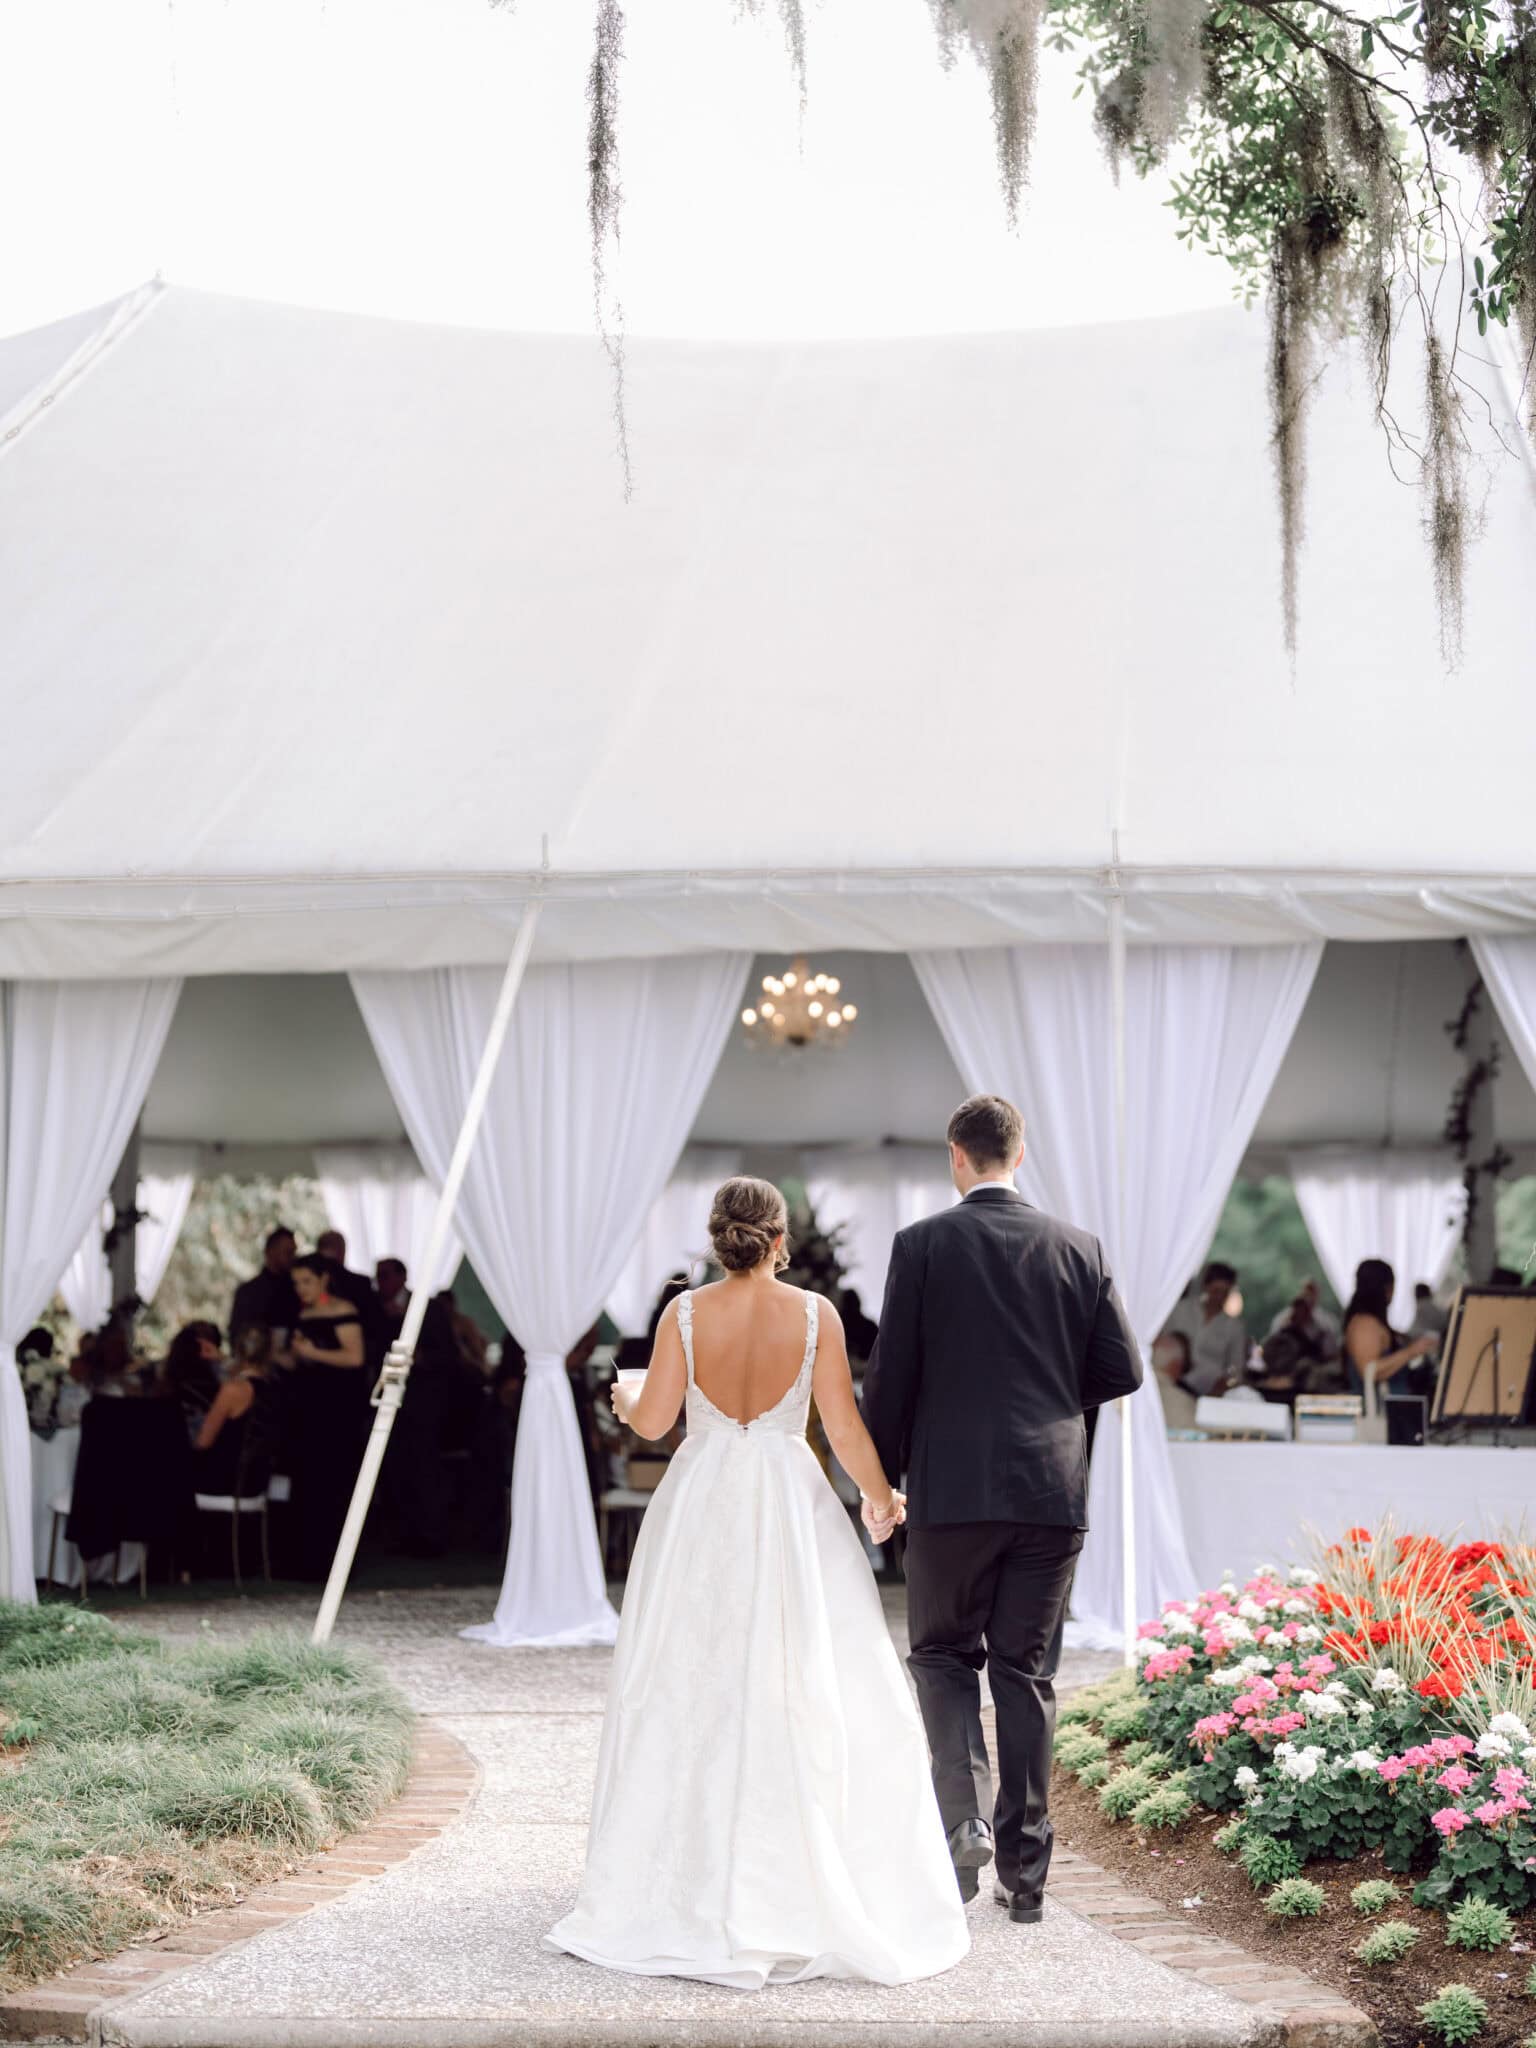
left=1203, top=1633, right=1230, bottom=1658
left=1472, top=1800, right=1508, bottom=1826
left=1137, top=1620, right=1166, bottom=1640
left=1191, top=1713, right=1237, bottom=1747
left=1301, top=1655, right=1336, bottom=1678
left=1493, top=1766, right=1530, bottom=1799
left=1142, top=1647, right=1195, bottom=1682
left=1402, top=1746, right=1437, bottom=1771
left=1437, top=1766, right=1476, bottom=1794
left=1268, top=1712, right=1306, bottom=1737
left=1281, top=1622, right=1302, bottom=1640
left=1379, top=1757, right=1410, bottom=1783
left=1432, top=1807, right=1472, bottom=1836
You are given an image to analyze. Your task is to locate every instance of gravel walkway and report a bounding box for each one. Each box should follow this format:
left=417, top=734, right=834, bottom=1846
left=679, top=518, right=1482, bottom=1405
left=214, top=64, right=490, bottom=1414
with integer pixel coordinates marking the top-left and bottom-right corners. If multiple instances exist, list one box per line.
left=99, top=1585, right=1270, bottom=2048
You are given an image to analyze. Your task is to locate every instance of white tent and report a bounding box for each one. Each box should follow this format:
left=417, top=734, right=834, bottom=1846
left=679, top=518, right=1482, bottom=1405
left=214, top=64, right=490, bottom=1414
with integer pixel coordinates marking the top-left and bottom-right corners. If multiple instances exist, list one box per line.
left=3, top=282, right=1536, bottom=978
left=4, top=281, right=1536, bottom=1635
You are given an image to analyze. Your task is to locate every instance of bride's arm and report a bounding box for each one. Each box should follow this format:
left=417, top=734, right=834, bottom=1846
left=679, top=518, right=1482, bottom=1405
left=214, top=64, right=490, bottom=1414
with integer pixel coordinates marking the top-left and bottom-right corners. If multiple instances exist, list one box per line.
left=613, top=1299, right=688, bottom=1441
left=811, top=1299, right=900, bottom=1521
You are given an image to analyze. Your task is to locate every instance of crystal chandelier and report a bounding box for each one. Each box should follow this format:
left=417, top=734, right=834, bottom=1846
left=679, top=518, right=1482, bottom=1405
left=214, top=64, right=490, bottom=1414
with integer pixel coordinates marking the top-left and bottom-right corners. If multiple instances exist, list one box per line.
left=742, top=958, right=858, bottom=1049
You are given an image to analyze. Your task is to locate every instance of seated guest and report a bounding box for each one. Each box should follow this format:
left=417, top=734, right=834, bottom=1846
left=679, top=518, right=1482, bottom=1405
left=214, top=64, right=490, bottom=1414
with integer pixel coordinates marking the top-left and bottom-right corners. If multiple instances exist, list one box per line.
left=1409, top=1281, right=1450, bottom=1343
left=1260, top=1278, right=1344, bottom=1394
left=1151, top=1328, right=1199, bottom=1429
left=1160, top=1263, right=1246, bottom=1397
left=1266, top=1277, right=1339, bottom=1359
left=287, top=1252, right=368, bottom=1579
left=1342, top=1258, right=1436, bottom=1403
left=231, top=1227, right=300, bottom=1347
left=163, top=1321, right=225, bottom=1436
left=193, top=1337, right=273, bottom=1496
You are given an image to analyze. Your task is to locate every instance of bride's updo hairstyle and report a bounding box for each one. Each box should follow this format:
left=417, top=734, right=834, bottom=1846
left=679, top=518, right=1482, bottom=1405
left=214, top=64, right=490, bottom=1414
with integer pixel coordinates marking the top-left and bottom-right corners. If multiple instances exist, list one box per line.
left=708, top=1177, right=790, bottom=1274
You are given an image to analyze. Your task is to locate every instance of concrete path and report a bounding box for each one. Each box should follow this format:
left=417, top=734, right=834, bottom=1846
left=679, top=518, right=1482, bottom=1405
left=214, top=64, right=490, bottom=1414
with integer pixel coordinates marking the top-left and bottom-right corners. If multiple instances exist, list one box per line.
left=101, top=1587, right=1270, bottom=2048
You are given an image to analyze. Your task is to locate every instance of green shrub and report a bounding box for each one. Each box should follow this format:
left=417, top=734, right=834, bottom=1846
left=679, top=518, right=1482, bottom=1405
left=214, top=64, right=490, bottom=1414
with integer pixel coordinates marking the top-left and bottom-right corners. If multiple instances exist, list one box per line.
left=1240, top=1832, right=1302, bottom=1888
left=1099, top=1764, right=1158, bottom=1820
left=1350, top=1878, right=1399, bottom=1916
left=1417, top=1984, right=1489, bottom=2044
left=1057, top=1698, right=1098, bottom=1730
left=1055, top=1729, right=1108, bottom=1772
left=1117, top=1739, right=1156, bottom=1767
left=1132, top=1781, right=1194, bottom=1830
left=1266, top=1878, right=1326, bottom=1919
left=149, top=1759, right=329, bottom=1852
left=1445, top=1898, right=1513, bottom=1953
left=1100, top=1695, right=1149, bottom=1742
left=1355, top=1920, right=1421, bottom=1966
left=1076, top=1759, right=1111, bottom=1787
left=1213, top=1816, right=1247, bottom=1855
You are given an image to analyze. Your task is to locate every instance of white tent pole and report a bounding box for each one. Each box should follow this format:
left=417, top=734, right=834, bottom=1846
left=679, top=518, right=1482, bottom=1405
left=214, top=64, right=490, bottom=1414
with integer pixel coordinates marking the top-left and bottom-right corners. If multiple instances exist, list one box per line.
left=1108, top=861, right=1137, bottom=1667
left=311, top=897, right=544, bottom=1645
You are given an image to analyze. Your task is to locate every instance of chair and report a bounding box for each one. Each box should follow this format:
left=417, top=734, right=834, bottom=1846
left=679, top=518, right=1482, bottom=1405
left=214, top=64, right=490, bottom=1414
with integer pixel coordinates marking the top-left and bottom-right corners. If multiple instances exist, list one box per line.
left=193, top=1488, right=273, bottom=1589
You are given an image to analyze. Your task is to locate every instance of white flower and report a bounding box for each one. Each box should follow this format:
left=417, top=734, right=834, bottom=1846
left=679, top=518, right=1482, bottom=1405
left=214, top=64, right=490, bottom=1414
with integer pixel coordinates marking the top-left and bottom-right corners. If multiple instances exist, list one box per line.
left=1237, top=1597, right=1266, bottom=1623
left=1217, top=1616, right=1256, bottom=1644
left=1209, top=1667, right=1248, bottom=1688
left=1275, top=1743, right=1327, bottom=1783
left=1475, top=1731, right=1513, bottom=1760
left=1292, top=1624, right=1323, bottom=1646
left=1164, top=1610, right=1197, bottom=1637
left=1349, top=1749, right=1382, bottom=1773
left=1238, top=1655, right=1274, bottom=1676
left=1489, top=1713, right=1532, bottom=1744
left=1521, top=1745, right=1536, bottom=1771
left=1352, top=1702, right=1376, bottom=1724
left=1371, top=1667, right=1405, bottom=1694
left=1290, top=1566, right=1318, bottom=1586
left=1234, top=1764, right=1258, bottom=1788
left=1282, top=1597, right=1312, bottom=1616
left=1324, top=1680, right=1350, bottom=1697
left=1301, top=1690, right=1348, bottom=1719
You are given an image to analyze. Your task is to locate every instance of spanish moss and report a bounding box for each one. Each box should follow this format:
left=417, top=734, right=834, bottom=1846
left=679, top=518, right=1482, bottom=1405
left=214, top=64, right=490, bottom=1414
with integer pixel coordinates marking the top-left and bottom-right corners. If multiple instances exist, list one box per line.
left=1422, top=333, right=1470, bottom=667
left=587, top=0, right=632, bottom=495
left=929, top=0, right=1042, bottom=223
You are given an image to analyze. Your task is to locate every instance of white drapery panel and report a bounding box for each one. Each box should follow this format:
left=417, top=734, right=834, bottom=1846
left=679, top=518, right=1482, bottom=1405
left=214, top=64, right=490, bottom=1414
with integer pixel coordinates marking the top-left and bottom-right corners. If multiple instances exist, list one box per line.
left=803, top=1145, right=956, bottom=1316
left=314, top=1143, right=464, bottom=1298
left=605, top=1145, right=743, bottom=1337
left=352, top=953, right=747, bottom=1646
left=0, top=980, right=182, bottom=1601
left=1474, top=934, right=1536, bottom=1120
left=60, top=1142, right=202, bottom=1330
left=913, top=941, right=1322, bottom=1643
left=1290, top=1149, right=1464, bottom=1330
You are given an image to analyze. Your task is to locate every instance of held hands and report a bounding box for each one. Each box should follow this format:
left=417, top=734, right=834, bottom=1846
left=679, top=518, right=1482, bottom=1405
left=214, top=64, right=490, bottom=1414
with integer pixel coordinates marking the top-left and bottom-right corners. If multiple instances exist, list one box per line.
left=860, top=1490, right=907, bottom=1545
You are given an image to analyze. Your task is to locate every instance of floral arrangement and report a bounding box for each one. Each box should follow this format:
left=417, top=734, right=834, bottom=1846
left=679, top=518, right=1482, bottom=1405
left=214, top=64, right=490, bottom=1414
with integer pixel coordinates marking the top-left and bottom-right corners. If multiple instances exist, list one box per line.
left=1126, top=1528, right=1536, bottom=1912
left=21, top=1346, right=70, bottom=1438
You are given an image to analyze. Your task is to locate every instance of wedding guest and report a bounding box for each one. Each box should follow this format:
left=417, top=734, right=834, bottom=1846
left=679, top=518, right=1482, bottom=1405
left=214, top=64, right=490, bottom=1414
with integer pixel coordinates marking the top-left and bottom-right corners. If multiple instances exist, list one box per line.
left=1151, top=1328, right=1199, bottom=1429
left=193, top=1336, right=273, bottom=1493
left=230, top=1227, right=300, bottom=1347
left=1266, top=1277, right=1339, bottom=1359
left=1342, top=1257, right=1436, bottom=1402
left=287, top=1252, right=368, bottom=1578
left=567, top=1324, right=606, bottom=1507
left=163, top=1321, right=225, bottom=1437
left=1161, top=1263, right=1246, bottom=1396
left=376, top=1257, right=410, bottom=1344
left=316, top=1230, right=380, bottom=1331
left=1409, top=1281, right=1450, bottom=1343
left=839, top=1286, right=879, bottom=1363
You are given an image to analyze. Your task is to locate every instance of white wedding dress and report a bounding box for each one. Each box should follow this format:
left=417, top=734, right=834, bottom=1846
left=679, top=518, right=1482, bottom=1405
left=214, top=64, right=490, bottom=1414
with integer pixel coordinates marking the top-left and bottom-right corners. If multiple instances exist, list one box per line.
left=546, top=1289, right=970, bottom=1989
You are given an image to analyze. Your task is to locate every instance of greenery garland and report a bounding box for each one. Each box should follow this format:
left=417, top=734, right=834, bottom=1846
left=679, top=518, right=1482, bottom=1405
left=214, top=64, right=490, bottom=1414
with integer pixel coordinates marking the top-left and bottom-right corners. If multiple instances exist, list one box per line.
left=540, top=0, right=1535, bottom=658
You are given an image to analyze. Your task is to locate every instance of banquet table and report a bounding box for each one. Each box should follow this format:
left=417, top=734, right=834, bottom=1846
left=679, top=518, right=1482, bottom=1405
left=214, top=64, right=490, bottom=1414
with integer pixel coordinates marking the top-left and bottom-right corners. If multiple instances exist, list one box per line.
left=29, top=1425, right=144, bottom=1589
left=1167, top=1440, right=1536, bottom=1591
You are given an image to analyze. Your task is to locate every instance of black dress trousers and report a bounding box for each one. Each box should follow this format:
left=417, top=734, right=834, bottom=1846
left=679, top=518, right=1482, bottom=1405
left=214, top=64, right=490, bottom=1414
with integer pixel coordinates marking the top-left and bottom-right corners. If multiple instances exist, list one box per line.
left=903, top=1520, right=1084, bottom=1904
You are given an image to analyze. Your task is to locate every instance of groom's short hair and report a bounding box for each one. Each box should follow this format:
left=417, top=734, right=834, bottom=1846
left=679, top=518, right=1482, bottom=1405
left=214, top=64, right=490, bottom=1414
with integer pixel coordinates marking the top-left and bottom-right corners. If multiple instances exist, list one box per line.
left=947, top=1094, right=1024, bottom=1170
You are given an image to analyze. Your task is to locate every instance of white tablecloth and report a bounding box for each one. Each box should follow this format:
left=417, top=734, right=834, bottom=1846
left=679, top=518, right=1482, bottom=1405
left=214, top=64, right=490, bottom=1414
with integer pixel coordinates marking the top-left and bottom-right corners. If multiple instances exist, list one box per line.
left=29, top=1426, right=143, bottom=1589
left=1168, top=1441, right=1536, bottom=1593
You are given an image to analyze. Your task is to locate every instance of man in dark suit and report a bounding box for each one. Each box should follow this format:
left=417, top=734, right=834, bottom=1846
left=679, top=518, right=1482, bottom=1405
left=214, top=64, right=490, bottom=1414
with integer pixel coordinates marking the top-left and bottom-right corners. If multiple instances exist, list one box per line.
left=229, top=1226, right=300, bottom=1347
left=861, top=1093, right=1142, bottom=1925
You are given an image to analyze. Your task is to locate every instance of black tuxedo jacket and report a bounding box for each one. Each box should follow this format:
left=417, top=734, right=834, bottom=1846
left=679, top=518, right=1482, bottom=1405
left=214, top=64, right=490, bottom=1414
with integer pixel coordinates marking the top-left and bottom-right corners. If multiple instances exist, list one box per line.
left=860, top=1186, right=1142, bottom=1530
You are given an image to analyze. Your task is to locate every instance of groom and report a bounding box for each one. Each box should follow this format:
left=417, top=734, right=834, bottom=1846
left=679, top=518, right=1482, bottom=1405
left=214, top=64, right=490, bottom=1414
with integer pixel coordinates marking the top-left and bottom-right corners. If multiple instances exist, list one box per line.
left=860, top=1094, right=1142, bottom=1923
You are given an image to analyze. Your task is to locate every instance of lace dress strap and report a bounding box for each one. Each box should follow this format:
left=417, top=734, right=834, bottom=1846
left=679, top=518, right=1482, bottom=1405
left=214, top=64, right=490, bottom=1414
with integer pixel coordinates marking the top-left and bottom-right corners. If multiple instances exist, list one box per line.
left=802, top=1290, right=820, bottom=1376
left=678, top=1290, right=696, bottom=1385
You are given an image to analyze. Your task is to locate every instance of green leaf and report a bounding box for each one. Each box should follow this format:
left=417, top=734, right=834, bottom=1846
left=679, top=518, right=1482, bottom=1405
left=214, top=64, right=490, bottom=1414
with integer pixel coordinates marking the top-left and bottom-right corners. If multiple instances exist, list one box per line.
left=1361, top=24, right=1374, bottom=56
left=1474, top=255, right=1484, bottom=285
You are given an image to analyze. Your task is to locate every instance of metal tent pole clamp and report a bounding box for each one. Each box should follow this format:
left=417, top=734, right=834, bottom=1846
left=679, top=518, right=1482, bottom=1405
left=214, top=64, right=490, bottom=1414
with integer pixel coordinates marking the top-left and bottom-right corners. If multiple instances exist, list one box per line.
left=310, top=897, right=544, bottom=1646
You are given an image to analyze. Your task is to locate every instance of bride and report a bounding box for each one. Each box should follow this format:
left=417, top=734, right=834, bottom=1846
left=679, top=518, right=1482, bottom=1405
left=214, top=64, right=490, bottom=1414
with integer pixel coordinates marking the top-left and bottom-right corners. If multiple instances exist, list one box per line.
left=546, top=1176, right=970, bottom=1990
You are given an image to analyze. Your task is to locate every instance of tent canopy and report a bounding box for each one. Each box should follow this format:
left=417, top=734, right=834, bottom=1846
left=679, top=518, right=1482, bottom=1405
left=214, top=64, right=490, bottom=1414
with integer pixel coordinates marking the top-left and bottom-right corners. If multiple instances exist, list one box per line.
left=141, top=944, right=1536, bottom=1172
left=3, top=283, right=1536, bottom=979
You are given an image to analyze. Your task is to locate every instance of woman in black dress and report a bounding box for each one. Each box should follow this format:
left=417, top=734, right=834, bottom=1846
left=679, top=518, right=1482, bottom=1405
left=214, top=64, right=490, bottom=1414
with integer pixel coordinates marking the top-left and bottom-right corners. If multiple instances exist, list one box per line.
left=287, top=1253, right=368, bottom=1578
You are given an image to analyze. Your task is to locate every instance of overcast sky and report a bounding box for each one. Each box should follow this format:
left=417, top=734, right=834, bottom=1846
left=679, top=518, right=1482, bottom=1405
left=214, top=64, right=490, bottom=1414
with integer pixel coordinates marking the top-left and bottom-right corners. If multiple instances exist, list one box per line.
left=0, top=0, right=1237, bottom=339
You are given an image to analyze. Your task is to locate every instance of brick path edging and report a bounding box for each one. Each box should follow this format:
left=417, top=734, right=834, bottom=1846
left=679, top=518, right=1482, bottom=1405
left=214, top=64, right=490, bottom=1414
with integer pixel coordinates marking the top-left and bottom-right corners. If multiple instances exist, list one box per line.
left=1045, top=1849, right=1379, bottom=2048
left=0, top=1723, right=478, bottom=2044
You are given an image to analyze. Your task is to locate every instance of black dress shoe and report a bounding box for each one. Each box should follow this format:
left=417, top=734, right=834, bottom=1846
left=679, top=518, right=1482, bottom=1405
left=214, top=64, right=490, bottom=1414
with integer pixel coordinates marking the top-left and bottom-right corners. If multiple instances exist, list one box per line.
left=947, top=1818, right=993, bottom=1903
left=993, top=1878, right=1044, bottom=1924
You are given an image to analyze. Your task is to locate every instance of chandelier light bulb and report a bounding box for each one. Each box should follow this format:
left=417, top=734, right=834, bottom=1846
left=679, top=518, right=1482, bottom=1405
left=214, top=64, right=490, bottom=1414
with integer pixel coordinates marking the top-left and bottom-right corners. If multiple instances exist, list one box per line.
left=842, top=1003, right=857, bottom=1020
left=783, top=970, right=798, bottom=988
left=808, top=1000, right=823, bottom=1018
left=826, top=1012, right=841, bottom=1028
left=740, top=955, right=858, bottom=1050
left=827, top=977, right=840, bottom=994
left=742, top=1008, right=757, bottom=1026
